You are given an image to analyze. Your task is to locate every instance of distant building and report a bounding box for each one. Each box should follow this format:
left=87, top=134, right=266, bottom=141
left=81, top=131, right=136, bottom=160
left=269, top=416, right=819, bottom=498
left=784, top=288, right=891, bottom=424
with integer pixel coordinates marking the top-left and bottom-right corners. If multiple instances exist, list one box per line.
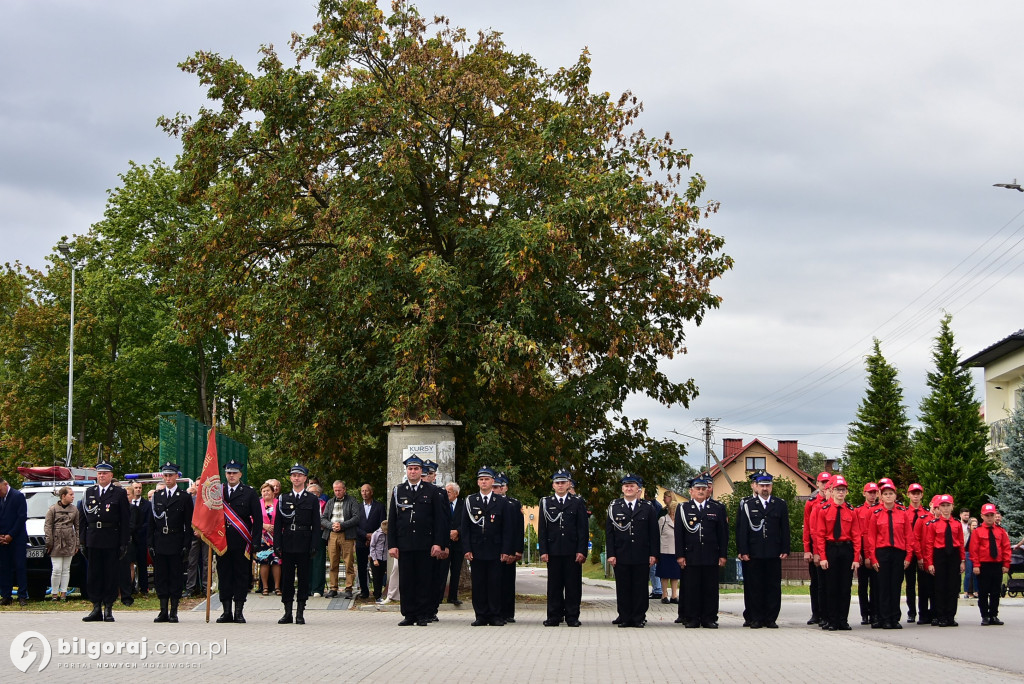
left=706, top=438, right=816, bottom=498
left=962, top=328, right=1024, bottom=454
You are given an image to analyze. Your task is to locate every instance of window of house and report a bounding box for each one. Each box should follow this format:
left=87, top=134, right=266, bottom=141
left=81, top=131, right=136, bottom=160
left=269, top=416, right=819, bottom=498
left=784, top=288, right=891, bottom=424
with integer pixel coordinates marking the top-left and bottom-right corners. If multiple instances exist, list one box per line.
left=745, top=456, right=766, bottom=471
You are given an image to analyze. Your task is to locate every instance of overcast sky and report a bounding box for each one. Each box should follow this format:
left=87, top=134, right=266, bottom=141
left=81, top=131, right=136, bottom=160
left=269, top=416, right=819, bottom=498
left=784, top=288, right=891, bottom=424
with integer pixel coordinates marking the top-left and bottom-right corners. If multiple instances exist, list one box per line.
left=4, top=0, right=1024, bottom=468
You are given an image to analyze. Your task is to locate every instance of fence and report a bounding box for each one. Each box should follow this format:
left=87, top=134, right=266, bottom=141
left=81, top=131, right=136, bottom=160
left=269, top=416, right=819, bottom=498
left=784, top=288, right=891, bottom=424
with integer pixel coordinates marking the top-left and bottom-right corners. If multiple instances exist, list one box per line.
left=158, top=411, right=249, bottom=483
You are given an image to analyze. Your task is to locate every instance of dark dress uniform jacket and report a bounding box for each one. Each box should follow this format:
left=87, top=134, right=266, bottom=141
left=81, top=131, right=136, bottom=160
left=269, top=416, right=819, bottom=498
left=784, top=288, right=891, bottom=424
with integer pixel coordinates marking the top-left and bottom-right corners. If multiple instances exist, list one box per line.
left=736, top=496, right=790, bottom=559
left=388, top=481, right=448, bottom=552
left=461, top=493, right=515, bottom=560
left=506, top=496, right=525, bottom=555
left=222, top=483, right=263, bottom=552
left=274, top=491, right=321, bottom=555
left=675, top=499, right=729, bottom=564
left=538, top=495, right=588, bottom=556
left=605, top=499, right=659, bottom=563
left=79, top=485, right=130, bottom=550
left=150, top=487, right=193, bottom=554
left=132, top=497, right=151, bottom=551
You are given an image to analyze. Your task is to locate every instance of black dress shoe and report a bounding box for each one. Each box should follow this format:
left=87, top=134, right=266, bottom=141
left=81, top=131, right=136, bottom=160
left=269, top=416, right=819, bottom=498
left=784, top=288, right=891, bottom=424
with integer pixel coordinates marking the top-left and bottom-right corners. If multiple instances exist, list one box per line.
left=295, top=614, right=306, bottom=625
left=827, top=624, right=838, bottom=631
left=946, top=620, right=958, bottom=627
left=216, top=613, right=234, bottom=623
left=906, top=615, right=916, bottom=623
left=990, top=617, right=1004, bottom=626
left=649, top=592, right=662, bottom=599
left=566, top=620, right=582, bottom=627
left=279, top=614, right=293, bottom=624
left=930, top=619, right=940, bottom=626
left=83, top=605, right=103, bottom=622
left=343, top=589, right=353, bottom=599
left=612, top=617, right=622, bottom=624
left=806, top=615, right=819, bottom=625
left=633, top=622, right=645, bottom=628
left=742, top=620, right=750, bottom=627
left=837, top=623, right=851, bottom=631
left=765, top=622, right=779, bottom=629
left=674, top=617, right=684, bottom=623
left=398, top=618, right=416, bottom=626
left=451, top=599, right=462, bottom=606
left=701, top=621, right=718, bottom=629
left=359, top=592, right=370, bottom=599
left=861, top=618, right=871, bottom=625
left=471, top=620, right=488, bottom=626
left=0, top=597, right=11, bottom=606
left=617, top=622, right=632, bottom=628
left=749, top=621, right=762, bottom=629
left=103, top=606, right=115, bottom=622
left=543, top=620, right=560, bottom=626
left=871, top=622, right=882, bottom=629
left=670, top=598, right=678, bottom=604
left=19, top=597, right=28, bottom=607
left=490, top=619, right=506, bottom=626
left=505, top=617, right=515, bottom=624
left=416, top=620, right=429, bottom=626
left=684, top=620, right=701, bottom=628
left=661, top=597, right=669, bottom=604
left=981, top=617, right=991, bottom=625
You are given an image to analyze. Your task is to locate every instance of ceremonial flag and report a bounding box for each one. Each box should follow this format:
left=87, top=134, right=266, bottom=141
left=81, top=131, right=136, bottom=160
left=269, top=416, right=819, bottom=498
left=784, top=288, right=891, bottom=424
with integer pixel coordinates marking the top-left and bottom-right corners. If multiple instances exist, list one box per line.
left=191, top=425, right=227, bottom=555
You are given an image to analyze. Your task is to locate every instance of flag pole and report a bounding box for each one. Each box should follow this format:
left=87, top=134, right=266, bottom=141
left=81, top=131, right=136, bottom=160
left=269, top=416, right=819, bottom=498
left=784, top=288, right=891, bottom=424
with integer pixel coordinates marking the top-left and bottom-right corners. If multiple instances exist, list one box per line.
left=205, top=396, right=217, bottom=623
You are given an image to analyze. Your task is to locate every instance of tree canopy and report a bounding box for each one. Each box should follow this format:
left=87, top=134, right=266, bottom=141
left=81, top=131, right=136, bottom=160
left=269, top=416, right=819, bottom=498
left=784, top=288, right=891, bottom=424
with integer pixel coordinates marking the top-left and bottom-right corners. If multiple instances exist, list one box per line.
left=156, top=0, right=732, bottom=503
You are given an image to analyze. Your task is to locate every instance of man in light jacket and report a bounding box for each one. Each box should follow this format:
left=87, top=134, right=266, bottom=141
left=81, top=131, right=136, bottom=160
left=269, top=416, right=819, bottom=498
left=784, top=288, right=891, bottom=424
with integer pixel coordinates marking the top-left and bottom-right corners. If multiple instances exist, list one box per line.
left=321, top=481, right=360, bottom=599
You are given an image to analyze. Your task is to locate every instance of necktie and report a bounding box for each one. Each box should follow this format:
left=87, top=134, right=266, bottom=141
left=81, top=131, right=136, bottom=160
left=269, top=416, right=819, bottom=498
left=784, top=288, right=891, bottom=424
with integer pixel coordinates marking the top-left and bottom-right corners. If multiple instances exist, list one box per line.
left=989, top=526, right=999, bottom=560
left=483, top=496, right=488, bottom=507
left=833, top=508, right=842, bottom=541
left=628, top=502, right=634, bottom=512
left=229, top=487, right=234, bottom=498
left=888, top=510, right=895, bottom=546
left=945, top=520, right=954, bottom=549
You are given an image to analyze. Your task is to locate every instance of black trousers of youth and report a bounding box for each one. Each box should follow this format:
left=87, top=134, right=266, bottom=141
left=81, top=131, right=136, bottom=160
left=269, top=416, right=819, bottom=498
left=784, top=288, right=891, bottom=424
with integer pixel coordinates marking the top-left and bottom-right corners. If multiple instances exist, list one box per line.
left=683, top=564, right=719, bottom=623
left=134, top=544, right=149, bottom=592
left=369, top=559, right=387, bottom=599
left=86, top=546, right=119, bottom=606
left=118, top=546, right=135, bottom=601
left=857, top=564, right=877, bottom=620
left=153, top=552, right=184, bottom=599
left=397, top=549, right=433, bottom=620
left=613, top=562, right=649, bottom=625
left=824, top=542, right=854, bottom=627
left=808, top=560, right=820, bottom=618
left=916, top=564, right=934, bottom=621
left=280, top=550, right=310, bottom=607
left=977, top=562, right=1002, bottom=618
left=356, top=544, right=371, bottom=596
left=815, top=564, right=830, bottom=623
left=744, top=557, right=782, bottom=625
left=876, top=547, right=906, bottom=625
left=547, top=554, right=583, bottom=623
left=903, top=555, right=917, bottom=617
left=217, top=547, right=253, bottom=605
left=500, top=561, right=516, bottom=619
left=932, top=548, right=960, bottom=622
left=469, top=557, right=502, bottom=622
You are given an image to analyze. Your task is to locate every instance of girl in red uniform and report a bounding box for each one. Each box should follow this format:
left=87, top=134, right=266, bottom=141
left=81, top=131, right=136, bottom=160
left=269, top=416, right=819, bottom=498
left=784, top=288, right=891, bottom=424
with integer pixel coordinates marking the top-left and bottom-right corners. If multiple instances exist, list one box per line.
left=864, top=479, right=916, bottom=629
left=922, top=494, right=965, bottom=627
left=969, top=503, right=1011, bottom=626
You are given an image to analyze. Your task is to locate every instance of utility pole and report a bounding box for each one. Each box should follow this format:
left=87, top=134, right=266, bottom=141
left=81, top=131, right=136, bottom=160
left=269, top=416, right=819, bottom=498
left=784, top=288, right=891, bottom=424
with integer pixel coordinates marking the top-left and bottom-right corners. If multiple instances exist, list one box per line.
left=699, top=418, right=719, bottom=471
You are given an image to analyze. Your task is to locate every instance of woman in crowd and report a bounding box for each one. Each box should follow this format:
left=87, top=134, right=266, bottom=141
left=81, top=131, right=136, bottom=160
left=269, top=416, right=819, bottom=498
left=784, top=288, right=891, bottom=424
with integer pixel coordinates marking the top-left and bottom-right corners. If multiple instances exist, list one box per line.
left=964, top=517, right=979, bottom=598
left=258, top=482, right=282, bottom=596
left=657, top=499, right=680, bottom=604
left=44, top=486, right=79, bottom=601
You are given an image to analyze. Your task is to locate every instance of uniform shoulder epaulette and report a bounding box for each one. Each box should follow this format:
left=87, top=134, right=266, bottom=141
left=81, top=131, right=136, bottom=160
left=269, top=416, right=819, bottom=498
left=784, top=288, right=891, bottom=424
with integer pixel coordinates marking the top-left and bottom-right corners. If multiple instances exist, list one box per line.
left=895, top=504, right=907, bottom=510
left=925, top=518, right=939, bottom=526
left=821, top=502, right=832, bottom=510
left=843, top=502, right=854, bottom=510
left=872, top=507, right=885, bottom=515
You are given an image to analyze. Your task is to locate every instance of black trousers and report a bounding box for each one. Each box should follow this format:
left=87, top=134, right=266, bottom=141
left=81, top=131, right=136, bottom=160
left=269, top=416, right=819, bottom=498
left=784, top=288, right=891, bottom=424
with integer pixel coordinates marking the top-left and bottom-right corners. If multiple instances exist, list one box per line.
left=977, top=562, right=1002, bottom=618
left=446, top=542, right=464, bottom=602
left=118, top=543, right=135, bottom=601
left=683, top=563, right=719, bottom=624
left=86, top=546, right=118, bottom=606
left=613, top=562, right=650, bottom=626
left=469, top=557, right=502, bottom=622
left=500, top=561, right=516, bottom=619
left=807, top=559, right=819, bottom=617
left=217, top=547, right=252, bottom=605
left=153, top=552, right=184, bottom=599
left=857, top=563, right=878, bottom=620
left=815, top=563, right=830, bottom=622
left=397, top=549, right=433, bottom=620
left=280, top=550, right=310, bottom=607
left=134, top=544, right=149, bottom=592
left=356, top=544, right=371, bottom=596
left=743, top=557, right=782, bottom=624
left=824, top=542, right=854, bottom=627
left=876, top=547, right=906, bottom=625
left=903, top=554, right=917, bottom=617
left=932, top=548, right=960, bottom=622
left=547, top=554, right=583, bottom=623
left=0, top=544, right=27, bottom=600
left=916, top=564, right=933, bottom=621
left=369, top=558, right=387, bottom=599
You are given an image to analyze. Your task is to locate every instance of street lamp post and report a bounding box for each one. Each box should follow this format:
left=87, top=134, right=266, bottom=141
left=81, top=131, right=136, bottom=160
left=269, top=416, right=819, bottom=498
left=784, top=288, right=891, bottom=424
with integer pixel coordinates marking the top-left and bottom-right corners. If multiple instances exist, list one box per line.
left=57, top=241, right=76, bottom=467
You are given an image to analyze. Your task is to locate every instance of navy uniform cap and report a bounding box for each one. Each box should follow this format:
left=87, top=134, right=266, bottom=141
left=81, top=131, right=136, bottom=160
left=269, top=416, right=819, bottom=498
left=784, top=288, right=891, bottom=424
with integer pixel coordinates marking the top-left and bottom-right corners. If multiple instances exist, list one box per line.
left=690, top=477, right=709, bottom=488
left=751, top=470, right=773, bottom=484
left=224, top=460, right=243, bottom=473
left=621, top=473, right=643, bottom=487
left=159, top=461, right=179, bottom=474
left=403, top=455, right=425, bottom=468
left=552, top=470, right=571, bottom=482
left=289, top=463, right=309, bottom=476
left=96, top=460, right=114, bottom=472
left=494, top=472, right=508, bottom=486
left=477, top=465, right=496, bottom=479
left=422, top=460, right=437, bottom=474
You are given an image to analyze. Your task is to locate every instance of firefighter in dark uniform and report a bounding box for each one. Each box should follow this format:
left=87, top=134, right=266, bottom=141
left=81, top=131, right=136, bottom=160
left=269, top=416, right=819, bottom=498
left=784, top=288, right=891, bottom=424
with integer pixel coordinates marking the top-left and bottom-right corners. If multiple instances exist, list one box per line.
left=274, top=463, right=320, bottom=624
left=539, top=470, right=588, bottom=627
left=461, top=466, right=515, bottom=626
left=675, top=475, right=729, bottom=628
left=421, top=460, right=447, bottom=621
left=80, top=460, right=130, bottom=622
left=493, top=472, right=524, bottom=623
left=606, top=473, right=659, bottom=628
left=736, top=470, right=790, bottom=629
left=217, top=460, right=262, bottom=624
left=150, top=462, right=194, bottom=623
left=388, top=455, right=448, bottom=626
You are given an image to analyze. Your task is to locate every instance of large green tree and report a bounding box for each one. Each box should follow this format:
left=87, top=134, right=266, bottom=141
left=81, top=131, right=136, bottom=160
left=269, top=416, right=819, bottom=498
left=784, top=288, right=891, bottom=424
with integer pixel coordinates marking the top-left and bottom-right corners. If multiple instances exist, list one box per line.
left=844, top=338, right=915, bottom=492
left=157, top=0, right=732, bottom=503
left=911, top=314, right=992, bottom=513
left=991, top=399, right=1024, bottom=540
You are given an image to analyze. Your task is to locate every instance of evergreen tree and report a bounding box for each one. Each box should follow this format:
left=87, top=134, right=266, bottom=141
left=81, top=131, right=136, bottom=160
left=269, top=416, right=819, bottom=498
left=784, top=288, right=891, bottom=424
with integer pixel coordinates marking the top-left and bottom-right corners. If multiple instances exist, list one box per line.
left=845, top=339, right=915, bottom=491
left=991, top=400, right=1024, bottom=540
left=910, top=314, right=992, bottom=513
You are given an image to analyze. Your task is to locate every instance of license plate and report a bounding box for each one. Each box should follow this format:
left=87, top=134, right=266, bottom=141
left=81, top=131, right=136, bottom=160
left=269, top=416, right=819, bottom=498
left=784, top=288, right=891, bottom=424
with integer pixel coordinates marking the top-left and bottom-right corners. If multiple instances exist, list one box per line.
left=27, top=548, right=44, bottom=558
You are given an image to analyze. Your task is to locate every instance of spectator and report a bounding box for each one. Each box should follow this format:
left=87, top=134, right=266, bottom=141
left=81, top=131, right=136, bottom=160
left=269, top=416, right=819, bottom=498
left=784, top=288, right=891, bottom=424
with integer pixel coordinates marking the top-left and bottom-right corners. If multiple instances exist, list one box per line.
left=355, top=484, right=386, bottom=600
left=657, top=499, right=680, bottom=604
left=964, top=517, right=979, bottom=598
left=131, top=481, right=151, bottom=595
left=44, top=486, right=79, bottom=601
left=257, top=482, right=282, bottom=596
left=369, top=520, right=388, bottom=601
left=0, top=476, right=28, bottom=606
left=321, top=480, right=359, bottom=599
left=184, top=484, right=207, bottom=597
left=308, top=483, right=327, bottom=597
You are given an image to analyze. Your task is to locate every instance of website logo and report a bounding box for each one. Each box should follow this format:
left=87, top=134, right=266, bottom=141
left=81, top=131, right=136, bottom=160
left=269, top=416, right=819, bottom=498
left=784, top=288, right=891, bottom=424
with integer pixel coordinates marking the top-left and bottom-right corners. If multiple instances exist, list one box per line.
left=10, top=631, right=52, bottom=673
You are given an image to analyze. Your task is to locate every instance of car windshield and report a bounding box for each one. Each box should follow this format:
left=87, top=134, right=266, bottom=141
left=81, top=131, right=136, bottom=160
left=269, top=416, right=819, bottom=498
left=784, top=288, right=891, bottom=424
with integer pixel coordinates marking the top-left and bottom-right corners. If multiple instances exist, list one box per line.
left=24, top=489, right=85, bottom=517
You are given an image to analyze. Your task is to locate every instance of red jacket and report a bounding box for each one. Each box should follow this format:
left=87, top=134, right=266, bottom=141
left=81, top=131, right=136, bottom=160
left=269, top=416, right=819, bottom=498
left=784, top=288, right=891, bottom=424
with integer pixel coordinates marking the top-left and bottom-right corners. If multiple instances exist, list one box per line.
left=968, top=524, right=1012, bottom=569
left=864, top=504, right=918, bottom=565
left=813, top=502, right=862, bottom=564
left=803, top=493, right=825, bottom=553
left=855, top=502, right=880, bottom=562
left=907, top=506, right=931, bottom=560
left=922, top=516, right=965, bottom=567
